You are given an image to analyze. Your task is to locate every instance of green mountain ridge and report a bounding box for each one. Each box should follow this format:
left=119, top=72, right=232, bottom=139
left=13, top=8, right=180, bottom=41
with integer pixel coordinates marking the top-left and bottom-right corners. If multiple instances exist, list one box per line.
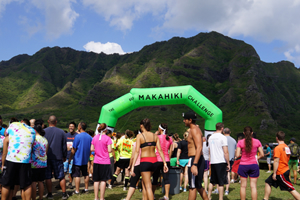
left=1, top=31, right=299, bottom=143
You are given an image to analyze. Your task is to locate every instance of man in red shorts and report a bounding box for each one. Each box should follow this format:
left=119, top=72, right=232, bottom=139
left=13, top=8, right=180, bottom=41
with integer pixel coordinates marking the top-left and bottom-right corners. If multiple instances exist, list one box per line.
left=263, top=131, right=300, bottom=200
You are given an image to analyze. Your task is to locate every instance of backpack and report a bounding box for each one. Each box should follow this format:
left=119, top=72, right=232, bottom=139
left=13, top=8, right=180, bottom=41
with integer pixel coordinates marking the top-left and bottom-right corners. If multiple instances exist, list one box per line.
left=290, top=143, right=299, bottom=157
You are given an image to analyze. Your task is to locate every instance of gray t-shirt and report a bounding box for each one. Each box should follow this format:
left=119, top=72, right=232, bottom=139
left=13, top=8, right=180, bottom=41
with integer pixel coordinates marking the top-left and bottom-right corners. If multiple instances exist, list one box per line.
left=226, top=135, right=236, bottom=161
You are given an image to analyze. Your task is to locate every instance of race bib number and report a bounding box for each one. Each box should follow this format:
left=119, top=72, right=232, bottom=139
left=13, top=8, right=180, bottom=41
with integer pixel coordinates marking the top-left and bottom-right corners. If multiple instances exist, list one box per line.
left=67, top=142, right=73, bottom=149
left=187, top=158, right=192, bottom=167
left=285, top=147, right=291, bottom=155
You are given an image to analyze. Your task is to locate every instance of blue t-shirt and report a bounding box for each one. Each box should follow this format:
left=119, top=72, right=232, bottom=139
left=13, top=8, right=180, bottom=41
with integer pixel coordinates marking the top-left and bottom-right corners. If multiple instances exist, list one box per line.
left=266, top=146, right=272, bottom=158
left=73, top=132, right=93, bottom=166
left=0, top=127, right=5, bottom=136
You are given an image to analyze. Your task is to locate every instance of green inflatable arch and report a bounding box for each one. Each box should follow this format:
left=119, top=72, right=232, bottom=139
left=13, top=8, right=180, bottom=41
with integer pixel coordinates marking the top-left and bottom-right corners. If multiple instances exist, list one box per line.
left=97, top=85, right=222, bottom=137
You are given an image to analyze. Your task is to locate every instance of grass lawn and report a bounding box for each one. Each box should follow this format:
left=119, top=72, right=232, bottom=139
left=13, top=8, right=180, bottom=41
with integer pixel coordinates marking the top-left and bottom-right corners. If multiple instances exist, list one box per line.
left=54, top=169, right=299, bottom=200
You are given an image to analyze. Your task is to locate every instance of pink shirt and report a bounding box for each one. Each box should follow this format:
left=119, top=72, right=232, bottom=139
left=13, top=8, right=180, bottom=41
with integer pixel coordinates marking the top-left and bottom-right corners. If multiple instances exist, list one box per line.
left=92, top=134, right=112, bottom=165
left=156, top=135, right=173, bottom=162
left=132, top=142, right=141, bottom=166
left=237, top=138, right=262, bottom=165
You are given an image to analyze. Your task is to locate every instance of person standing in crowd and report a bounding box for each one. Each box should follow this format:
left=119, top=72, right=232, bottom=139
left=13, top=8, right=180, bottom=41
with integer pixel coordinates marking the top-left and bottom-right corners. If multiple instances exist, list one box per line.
left=1, top=118, right=36, bottom=200
left=288, top=137, right=299, bottom=185
left=86, top=129, right=95, bottom=181
left=207, top=122, right=229, bottom=200
left=131, top=118, right=168, bottom=200
left=111, top=130, right=134, bottom=191
left=91, top=123, right=112, bottom=200
left=235, top=126, right=264, bottom=200
left=203, top=134, right=211, bottom=194
left=265, top=143, right=272, bottom=173
left=44, top=115, right=68, bottom=199
left=64, top=122, right=78, bottom=189
left=31, top=124, right=48, bottom=200
left=182, top=111, right=208, bottom=200
left=263, top=131, right=300, bottom=200
left=152, top=123, right=173, bottom=200
left=0, top=115, right=5, bottom=136
left=68, top=122, right=92, bottom=194
left=106, top=130, right=116, bottom=189
left=223, top=127, right=236, bottom=195
left=176, top=131, right=189, bottom=192
left=169, top=133, right=180, bottom=168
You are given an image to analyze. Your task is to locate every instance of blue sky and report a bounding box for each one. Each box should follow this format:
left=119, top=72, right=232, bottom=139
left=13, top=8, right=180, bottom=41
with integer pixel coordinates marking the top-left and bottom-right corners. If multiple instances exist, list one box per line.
left=1, top=0, right=300, bottom=67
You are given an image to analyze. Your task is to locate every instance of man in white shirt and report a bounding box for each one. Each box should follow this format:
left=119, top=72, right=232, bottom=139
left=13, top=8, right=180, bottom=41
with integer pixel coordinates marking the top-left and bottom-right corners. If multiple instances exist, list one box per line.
left=207, top=123, right=230, bottom=200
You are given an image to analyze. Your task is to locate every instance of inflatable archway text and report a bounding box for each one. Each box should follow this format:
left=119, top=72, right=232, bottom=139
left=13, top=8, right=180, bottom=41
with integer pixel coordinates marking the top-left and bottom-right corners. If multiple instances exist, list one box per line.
left=97, top=85, right=222, bottom=136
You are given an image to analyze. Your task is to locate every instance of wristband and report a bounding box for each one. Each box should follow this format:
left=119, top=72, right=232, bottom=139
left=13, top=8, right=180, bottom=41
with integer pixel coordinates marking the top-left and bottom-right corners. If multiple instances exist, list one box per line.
left=193, top=163, right=198, bottom=166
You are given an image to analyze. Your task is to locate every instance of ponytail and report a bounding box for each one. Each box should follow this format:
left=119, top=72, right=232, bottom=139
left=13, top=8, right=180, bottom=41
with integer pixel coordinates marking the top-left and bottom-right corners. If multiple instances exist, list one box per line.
left=244, top=126, right=253, bottom=153
left=206, top=134, right=211, bottom=147
left=160, top=123, right=169, bottom=141
left=97, top=123, right=107, bottom=140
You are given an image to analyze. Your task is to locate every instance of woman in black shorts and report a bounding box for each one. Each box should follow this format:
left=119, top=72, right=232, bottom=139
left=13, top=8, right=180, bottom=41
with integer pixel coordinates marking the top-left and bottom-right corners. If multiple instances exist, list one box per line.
left=131, top=118, right=168, bottom=200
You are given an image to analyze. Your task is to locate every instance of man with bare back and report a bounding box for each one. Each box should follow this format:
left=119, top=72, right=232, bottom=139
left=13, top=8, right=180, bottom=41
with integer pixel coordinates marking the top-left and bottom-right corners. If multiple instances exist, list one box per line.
left=182, top=111, right=208, bottom=200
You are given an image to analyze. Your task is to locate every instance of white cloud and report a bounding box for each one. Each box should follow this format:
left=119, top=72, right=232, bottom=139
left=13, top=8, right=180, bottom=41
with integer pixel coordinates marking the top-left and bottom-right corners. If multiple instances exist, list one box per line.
left=30, top=0, right=79, bottom=40
left=83, top=41, right=126, bottom=55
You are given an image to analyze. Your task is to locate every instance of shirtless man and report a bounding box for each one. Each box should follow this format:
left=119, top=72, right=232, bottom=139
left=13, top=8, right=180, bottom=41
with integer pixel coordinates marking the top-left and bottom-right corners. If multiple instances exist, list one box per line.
left=183, top=111, right=208, bottom=200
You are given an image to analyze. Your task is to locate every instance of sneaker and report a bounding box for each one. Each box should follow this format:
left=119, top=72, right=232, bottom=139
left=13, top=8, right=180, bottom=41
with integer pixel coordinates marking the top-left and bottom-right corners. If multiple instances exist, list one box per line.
left=89, top=173, right=92, bottom=177
left=230, top=179, right=235, bottom=183
left=123, top=187, right=127, bottom=191
left=225, top=190, right=229, bottom=195
left=183, top=188, right=187, bottom=192
left=266, top=171, right=272, bottom=173
left=68, top=183, right=74, bottom=189
left=107, top=185, right=112, bottom=189
left=139, top=189, right=143, bottom=192
left=205, top=190, right=208, bottom=194
left=180, top=186, right=182, bottom=191
left=45, top=193, right=53, bottom=199
left=81, top=189, right=89, bottom=194
left=159, top=196, right=169, bottom=200
left=72, top=191, right=80, bottom=195
left=62, top=193, right=69, bottom=200
left=212, top=188, right=219, bottom=194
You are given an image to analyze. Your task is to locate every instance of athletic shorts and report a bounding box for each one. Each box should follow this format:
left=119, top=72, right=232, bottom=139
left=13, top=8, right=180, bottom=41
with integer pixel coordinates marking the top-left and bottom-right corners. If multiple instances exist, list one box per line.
left=153, top=162, right=170, bottom=185
left=179, top=159, right=189, bottom=167
left=265, top=170, right=294, bottom=191
left=204, top=160, right=210, bottom=171
left=72, top=165, right=88, bottom=177
left=2, top=160, right=32, bottom=189
left=232, top=159, right=240, bottom=174
left=238, top=164, right=259, bottom=178
left=210, top=163, right=228, bottom=186
left=288, top=159, right=298, bottom=171
left=93, top=163, right=111, bottom=182
left=45, top=159, right=64, bottom=180
left=170, top=157, right=177, bottom=167
left=32, top=168, right=46, bottom=182
left=140, top=157, right=158, bottom=172
left=130, top=165, right=141, bottom=188
left=117, top=158, right=130, bottom=170
left=188, top=155, right=205, bottom=189
left=267, top=157, right=271, bottom=165
left=63, top=159, right=73, bottom=174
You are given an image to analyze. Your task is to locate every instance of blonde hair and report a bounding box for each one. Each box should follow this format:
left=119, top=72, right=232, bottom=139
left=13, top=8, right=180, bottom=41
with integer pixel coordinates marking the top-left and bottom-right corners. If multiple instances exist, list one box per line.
left=183, top=131, right=189, bottom=139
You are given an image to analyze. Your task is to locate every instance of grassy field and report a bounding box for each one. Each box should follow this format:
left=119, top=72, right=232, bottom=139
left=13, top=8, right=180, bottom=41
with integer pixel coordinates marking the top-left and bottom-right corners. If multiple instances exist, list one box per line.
left=52, top=169, right=299, bottom=200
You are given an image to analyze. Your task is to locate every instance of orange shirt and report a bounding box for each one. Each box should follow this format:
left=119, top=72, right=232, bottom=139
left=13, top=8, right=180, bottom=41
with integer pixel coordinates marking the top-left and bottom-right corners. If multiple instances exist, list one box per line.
left=274, top=143, right=290, bottom=175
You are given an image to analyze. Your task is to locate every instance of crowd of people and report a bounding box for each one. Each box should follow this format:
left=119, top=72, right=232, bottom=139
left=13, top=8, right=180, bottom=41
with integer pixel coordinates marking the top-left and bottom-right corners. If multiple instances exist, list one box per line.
left=0, top=112, right=300, bottom=200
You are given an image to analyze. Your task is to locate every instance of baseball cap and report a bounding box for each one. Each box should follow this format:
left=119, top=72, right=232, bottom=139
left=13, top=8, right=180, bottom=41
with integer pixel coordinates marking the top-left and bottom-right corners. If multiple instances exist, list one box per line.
left=290, top=137, right=296, bottom=142
left=182, top=111, right=198, bottom=120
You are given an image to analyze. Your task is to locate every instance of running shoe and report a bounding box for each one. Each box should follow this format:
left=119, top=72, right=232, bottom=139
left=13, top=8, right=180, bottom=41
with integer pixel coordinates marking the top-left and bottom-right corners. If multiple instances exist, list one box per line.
left=180, top=186, right=182, bottom=191
left=68, top=183, right=74, bottom=189
left=266, top=171, right=272, bottom=173
left=225, top=190, right=229, bottom=195
left=107, top=185, right=112, bottom=189
left=81, top=189, right=89, bottom=194
left=159, top=196, right=169, bottom=200
left=45, top=193, right=53, bottom=199
left=230, top=179, right=235, bottom=183
left=183, top=188, right=187, bottom=192
left=123, top=187, right=127, bottom=191
left=62, top=193, right=69, bottom=200
left=72, top=191, right=80, bottom=195
left=212, top=188, right=219, bottom=194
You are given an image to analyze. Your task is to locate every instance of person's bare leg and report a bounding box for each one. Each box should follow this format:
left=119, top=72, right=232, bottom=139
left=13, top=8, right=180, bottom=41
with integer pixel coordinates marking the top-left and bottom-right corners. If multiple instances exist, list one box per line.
left=141, top=172, right=154, bottom=200
left=22, top=185, right=32, bottom=200
left=268, top=164, right=271, bottom=172
left=197, top=188, right=209, bottom=200
left=188, top=188, right=197, bottom=200
left=2, top=186, right=10, bottom=200
left=94, top=181, right=99, bottom=200
left=125, top=187, right=136, bottom=200
left=60, top=178, right=66, bottom=193
left=75, top=177, right=80, bottom=193
left=184, top=166, right=188, bottom=190
left=45, top=179, right=52, bottom=193
left=84, top=176, right=89, bottom=190
left=208, top=183, right=213, bottom=200
left=218, top=185, right=224, bottom=200
left=203, top=171, right=208, bottom=192
left=240, top=178, right=247, bottom=200
left=38, top=182, right=44, bottom=200
left=142, top=181, right=148, bottom=200
left=164, top=184, right=170, bottom=198
left=180, top=171, right=183, bottom=188
left=263, top=183, right=272, bottom=200
left=31, top=182, right=37, bottom=200
left=99, top=181, right=106, bottom=200
left=69, top=174, right=73, bottom=185
left=293, top=170, right=297, bottom=184
left=249, top=178, right=258, bottom=200
left=290, top=190, right=300, bottom=199
left=225, top=172, right=230, bottom=192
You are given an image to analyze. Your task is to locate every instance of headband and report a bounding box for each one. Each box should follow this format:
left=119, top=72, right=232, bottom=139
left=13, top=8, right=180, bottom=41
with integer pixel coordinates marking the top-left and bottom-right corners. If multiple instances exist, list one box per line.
left=159, top=125, right=166, bottom=135
left=99, top=127, right=107, bottom=140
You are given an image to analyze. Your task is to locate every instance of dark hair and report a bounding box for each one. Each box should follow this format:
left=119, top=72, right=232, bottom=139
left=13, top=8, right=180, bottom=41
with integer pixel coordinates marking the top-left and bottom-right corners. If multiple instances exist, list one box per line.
left=106, top=130, right=112, bottom=136
left=244, top=126, right=253, bottom=153
left=43, top=124, right=47, bottom=129
left=173, top=133, right=180, bottom=141
left=87, top=129, right=95, bottom=137
left=22, top=118, right=30, bottom=126
left=69, top=121, right=77, bottom=128
left=79, top=122, right=87, bottom=131
left=98, top=123, right=107, bottom=133
left=206, top=134, right=211, bottom=147
left=216, top=122, right=224, bottom=130
left=116, top=132, right=122, bottom=143
left=276, top=131, right=285, bottom=141
left=160, top=123, right=169, bottom=141
left=64, top=130, right=67, bottom=133
left=140, top=118, right=151, bottom=131
left=2, top=124, right=7, bottom=128
left=35, top=125, right=45, bottom=136
left=10, top=117, right=19, bottom=123
left=35, top=119, right=44, bottom=127
left=134, top=130, right=139, bottom=137
left=125, top=129, right=134, bottom=138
